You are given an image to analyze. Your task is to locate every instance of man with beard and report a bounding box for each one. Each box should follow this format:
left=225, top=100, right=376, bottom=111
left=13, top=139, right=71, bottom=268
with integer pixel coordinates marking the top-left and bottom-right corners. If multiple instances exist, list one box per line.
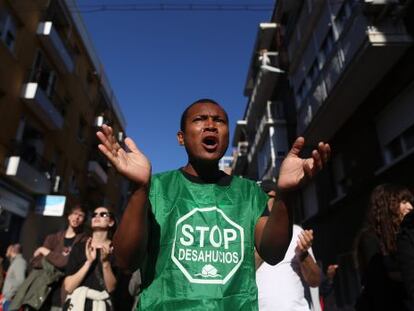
left=97, top=98, right=330, bottom=310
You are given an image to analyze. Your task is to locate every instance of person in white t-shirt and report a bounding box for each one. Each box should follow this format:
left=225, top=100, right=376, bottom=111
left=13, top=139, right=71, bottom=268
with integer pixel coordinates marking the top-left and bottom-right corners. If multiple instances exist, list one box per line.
left=256, top=180, right=322, bottom=311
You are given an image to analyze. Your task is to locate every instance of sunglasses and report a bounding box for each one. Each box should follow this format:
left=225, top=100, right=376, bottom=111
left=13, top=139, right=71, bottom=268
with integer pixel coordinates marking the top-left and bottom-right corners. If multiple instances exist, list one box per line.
left=92, top=212, right=112, bottom=218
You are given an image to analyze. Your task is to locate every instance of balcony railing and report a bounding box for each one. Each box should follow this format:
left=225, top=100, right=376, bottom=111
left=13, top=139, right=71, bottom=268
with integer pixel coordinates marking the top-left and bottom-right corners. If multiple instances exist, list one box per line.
left=362, top=0, right=399, bottom=15
left=231, top=142, right=249, bottom=175
left=37, top=21, right=75, bottom=73
left=248, top=115, right=274, bottom=163
left=21, top=83, right=64, bottom=130
left=296, top=6, right=412, bottom=142
left=245, top=52, right=282, bottom=125
left=5, top=155, right=51, bottom=194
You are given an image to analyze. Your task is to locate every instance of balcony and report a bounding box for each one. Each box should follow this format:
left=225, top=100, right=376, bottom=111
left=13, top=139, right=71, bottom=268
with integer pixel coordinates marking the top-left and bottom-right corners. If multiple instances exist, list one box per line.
left=5, top=156, right=51, bottom=194
left=88, top=161, right=108, bottom=185
left=279, top=0, right=302, bottom=13
left=231, top=142, right=249, bottom=176
left=21, top=83, right=64, bottom=130
left=245, top=53, right=282, bottom=125
left=362, top=0, right=399, bottom=15
left=232, top=120, right=247, bottom=146
left=296, top=11, right=412, bottom=144
left=244, top=23, right=278, bottom=96
left=248, top=114, right=275, bottom=163
left=37, top=21, right=74, bottom=73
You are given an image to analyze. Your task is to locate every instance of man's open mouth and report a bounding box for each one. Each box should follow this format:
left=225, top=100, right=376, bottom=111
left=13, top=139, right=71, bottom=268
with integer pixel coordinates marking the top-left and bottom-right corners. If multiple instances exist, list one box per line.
left=202, top=136, right=218, bottom=150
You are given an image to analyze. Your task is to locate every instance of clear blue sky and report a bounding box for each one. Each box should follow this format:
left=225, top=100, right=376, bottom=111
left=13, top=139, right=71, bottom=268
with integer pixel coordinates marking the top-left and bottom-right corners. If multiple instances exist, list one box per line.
left=81, top=1, right=273, bottom=173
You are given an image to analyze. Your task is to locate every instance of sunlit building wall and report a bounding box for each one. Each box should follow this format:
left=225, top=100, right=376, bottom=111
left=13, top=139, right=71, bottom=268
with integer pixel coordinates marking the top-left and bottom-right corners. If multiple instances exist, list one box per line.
left=0, top=0, right=129, bottom=259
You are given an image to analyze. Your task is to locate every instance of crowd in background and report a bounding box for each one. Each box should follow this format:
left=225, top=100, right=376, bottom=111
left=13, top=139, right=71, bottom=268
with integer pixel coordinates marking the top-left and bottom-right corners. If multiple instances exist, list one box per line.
left=0, top=205, right=140, bottom=311
left=0, top=181, right=412, bottom=311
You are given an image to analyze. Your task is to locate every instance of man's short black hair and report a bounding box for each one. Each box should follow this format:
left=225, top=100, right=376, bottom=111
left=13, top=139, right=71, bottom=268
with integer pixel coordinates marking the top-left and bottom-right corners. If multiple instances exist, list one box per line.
left=259, top=179, right=277, bottom=194
left=180, top=98, right=229, bottom=132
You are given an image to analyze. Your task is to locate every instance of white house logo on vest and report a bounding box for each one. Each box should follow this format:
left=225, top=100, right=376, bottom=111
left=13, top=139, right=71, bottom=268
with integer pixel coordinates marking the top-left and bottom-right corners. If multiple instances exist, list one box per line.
left=171, top=206, right=244, bottom=284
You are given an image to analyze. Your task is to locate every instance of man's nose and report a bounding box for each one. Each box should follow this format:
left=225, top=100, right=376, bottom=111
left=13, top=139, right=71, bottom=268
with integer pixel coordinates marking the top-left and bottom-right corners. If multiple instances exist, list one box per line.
left=204, top=118, right=217, bottom=131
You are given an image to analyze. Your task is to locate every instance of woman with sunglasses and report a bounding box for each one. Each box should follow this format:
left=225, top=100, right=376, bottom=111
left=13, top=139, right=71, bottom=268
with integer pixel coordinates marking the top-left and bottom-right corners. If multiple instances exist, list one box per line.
left=63, top=207, right=117, bottom=311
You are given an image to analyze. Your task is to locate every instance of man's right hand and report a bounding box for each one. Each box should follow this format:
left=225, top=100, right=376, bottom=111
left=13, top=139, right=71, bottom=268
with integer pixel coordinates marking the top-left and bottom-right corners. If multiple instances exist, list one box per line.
left=295, top=229, right=314, bottom=260
left=96, top=124, right=151, bottom=187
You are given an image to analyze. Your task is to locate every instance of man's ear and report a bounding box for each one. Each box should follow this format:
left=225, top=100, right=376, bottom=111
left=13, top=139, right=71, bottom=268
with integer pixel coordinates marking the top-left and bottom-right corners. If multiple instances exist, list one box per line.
left=177, top=131, right=184, bottom=146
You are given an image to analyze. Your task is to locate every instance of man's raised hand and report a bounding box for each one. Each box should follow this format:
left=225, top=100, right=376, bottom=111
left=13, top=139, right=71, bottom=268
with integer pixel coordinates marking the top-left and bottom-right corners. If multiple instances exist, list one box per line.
left=96, top=124, right=151, bottom=187
left=278, top=137, right=330, bottom=191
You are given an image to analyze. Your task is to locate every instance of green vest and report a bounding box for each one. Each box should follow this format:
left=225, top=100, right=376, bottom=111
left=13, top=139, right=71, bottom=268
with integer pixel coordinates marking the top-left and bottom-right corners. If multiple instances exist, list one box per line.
left=138, top=170, right=267, bottom=310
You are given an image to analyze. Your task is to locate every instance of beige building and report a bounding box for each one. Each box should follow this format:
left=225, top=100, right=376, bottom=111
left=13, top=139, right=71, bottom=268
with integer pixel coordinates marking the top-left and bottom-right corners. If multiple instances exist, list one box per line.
left=0, top=0, right=128, bottom=259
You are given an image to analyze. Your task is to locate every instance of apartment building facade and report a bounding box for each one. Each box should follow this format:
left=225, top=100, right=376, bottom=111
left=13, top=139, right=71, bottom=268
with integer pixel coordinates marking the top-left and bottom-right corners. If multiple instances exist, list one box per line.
left=0, top=0, right=129, bottom=259
left=234, top=0, right=414, bottom=307
left=232, top=22, right=297, bottom=185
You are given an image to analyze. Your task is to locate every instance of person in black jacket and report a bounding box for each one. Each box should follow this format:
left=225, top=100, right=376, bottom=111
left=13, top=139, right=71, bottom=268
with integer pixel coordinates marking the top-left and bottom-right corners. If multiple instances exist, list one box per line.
left=355, top=184, right=413, bottom=311
left=397, top=209, right=414, bottom=310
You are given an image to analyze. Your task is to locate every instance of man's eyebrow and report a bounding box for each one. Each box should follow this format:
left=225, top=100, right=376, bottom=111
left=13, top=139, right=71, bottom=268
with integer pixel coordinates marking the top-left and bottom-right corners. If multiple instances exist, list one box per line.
left=190, top=113, right=227, bottom=119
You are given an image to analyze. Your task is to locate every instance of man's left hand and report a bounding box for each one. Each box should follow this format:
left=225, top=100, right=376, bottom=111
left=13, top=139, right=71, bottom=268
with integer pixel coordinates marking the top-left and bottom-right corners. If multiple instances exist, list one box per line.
left=278, top=137, right=330, bottom=191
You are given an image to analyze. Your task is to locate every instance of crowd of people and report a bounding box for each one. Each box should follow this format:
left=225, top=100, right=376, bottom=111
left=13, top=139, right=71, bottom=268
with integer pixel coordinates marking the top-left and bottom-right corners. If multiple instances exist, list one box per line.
left=0, top=99, right=412, bottom=310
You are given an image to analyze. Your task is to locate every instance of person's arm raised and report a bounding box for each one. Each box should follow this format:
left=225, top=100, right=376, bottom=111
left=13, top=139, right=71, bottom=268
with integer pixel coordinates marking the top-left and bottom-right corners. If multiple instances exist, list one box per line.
left=295, top=230, right=321, bottom=287
left=96, top=124, right=152, bottom=270
left=255, top=137, right=330, bottom=265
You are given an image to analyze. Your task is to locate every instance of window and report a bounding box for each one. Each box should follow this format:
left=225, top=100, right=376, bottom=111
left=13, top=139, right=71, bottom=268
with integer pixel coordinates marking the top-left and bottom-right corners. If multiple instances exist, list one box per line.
left=376, top=88, right=414, bottom=167
left=296, top=81, right=308, bottom=109
left=307, top=0, right=313, bottom=13
left=331, top=153, right=348, bottom=197
left=335, top=0, right=353, bottom=37
left=296, top=27, right=302, bottom=43
left=69, top=170, right=79, bottom=194
left=18, top=122, right=45, bottom=170
left=30, top=52, right=58, bottom=97
left=310, top=60, right=319, bottom=82
left=257, top=137, right=271, bottom=180
left=383, top=124, right=414, bottom=164
left=0, top=7, right=17, bottom=53
left=404, top=125, right=414, bottom=149
left=271, top=101, right=285, bottom=119
left=305, top=76, right=312, bottom=92
left=77, top=117, right=88, bottom=142
left=318, top=30, right=334, bottom=69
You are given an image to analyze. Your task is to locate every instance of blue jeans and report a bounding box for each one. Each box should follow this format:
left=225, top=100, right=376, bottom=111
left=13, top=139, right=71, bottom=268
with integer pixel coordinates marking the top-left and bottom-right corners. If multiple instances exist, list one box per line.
left=3, top=300, right=10, bottom=311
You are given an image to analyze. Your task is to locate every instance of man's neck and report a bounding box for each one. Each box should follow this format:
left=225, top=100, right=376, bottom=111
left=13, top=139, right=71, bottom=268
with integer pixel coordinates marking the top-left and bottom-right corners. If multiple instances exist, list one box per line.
left=65, top=226, right=77, bottom=238
left=183, top=160, right=222, bottom=183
